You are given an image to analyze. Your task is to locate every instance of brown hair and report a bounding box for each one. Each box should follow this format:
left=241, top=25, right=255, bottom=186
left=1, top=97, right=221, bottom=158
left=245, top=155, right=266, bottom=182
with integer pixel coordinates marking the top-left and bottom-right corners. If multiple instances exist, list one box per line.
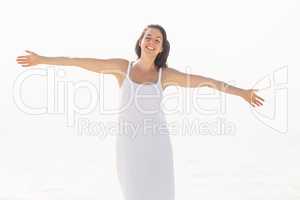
left=135, top=24, right=170, bottom=71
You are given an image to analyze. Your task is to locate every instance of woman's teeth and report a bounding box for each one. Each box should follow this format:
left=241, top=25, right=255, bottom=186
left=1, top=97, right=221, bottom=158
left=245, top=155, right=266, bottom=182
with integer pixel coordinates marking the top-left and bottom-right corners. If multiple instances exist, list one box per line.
left=146, top=46, right=155, bottom=51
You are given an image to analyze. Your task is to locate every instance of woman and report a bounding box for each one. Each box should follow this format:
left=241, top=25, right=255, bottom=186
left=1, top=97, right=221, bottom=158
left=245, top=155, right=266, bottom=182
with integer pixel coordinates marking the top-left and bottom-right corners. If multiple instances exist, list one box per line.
left=16, top=24, right=264, bottom=200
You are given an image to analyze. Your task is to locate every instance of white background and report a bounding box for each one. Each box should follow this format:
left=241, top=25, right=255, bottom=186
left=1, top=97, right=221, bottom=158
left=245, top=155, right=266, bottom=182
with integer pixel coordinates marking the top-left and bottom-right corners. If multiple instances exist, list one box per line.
left=0, top=0, right=299, bottom=199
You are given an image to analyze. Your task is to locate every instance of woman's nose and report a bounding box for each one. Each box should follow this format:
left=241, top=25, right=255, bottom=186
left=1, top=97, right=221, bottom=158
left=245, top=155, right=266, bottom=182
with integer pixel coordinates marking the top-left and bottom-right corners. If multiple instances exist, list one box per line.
left=147, top=39, right=155, bottom=46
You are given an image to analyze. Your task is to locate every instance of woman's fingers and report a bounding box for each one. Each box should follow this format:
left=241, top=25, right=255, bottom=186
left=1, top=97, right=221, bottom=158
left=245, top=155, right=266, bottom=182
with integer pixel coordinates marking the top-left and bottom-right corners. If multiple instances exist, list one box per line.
left=241, top=89, right=265, bottom=107
left=251, top=101, right=259, bottom=107
left=248, top=94, right=264, bottom=107
left=16, top=57, right=28, bottom=62
left=255, top=100, right=263, bottom=106
left=25, top=50, right=35, bottom=54
left=16, top=59, right=28, bottom=63
left=255, top=94, right=264, bottom=102
left=16, top=56, right=29, bottom=64
left=254, top=93, right=265, bottom=106
left=16, top=50, right=38, bottom=67
left=16, top=58, right=28, bottom=62
left=17, top=57, right=28, bottom=60
left=17, top=61, right=28, bottom=64
left=249, top=89, right=265, bottom=107
left=17, top=56, right=28, bottom=59
left=254, top=98, right=264, bottom=107
left=16, top=57, right=28, bottom=61
left=16, top=57, right=31, bottom=65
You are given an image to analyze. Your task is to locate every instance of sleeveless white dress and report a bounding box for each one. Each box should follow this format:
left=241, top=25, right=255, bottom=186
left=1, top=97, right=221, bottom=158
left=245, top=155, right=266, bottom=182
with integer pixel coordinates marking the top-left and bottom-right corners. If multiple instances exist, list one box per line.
left=116, top=60, right=175, bottom=200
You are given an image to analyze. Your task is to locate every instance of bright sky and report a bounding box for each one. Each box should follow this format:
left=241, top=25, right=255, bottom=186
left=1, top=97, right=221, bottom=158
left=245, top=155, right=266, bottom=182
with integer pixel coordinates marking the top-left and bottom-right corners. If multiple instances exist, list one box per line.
left=0, top=0, right=299, bottom=199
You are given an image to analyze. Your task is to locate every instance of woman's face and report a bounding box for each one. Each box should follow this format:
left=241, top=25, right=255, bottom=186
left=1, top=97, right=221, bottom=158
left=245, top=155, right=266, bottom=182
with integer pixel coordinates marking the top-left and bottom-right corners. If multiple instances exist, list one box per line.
left=139, top=28, right=163, bottom=57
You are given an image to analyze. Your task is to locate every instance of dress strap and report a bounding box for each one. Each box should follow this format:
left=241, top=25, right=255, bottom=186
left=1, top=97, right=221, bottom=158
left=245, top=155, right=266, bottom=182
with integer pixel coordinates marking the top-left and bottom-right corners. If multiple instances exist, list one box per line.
left=126, top=61, right=132, bottom=78
left=157, top=67, right=162, bottom=84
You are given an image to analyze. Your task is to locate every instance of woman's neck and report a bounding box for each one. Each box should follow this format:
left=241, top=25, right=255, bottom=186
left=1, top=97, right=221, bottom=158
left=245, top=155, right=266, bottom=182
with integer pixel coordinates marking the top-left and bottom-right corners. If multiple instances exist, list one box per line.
left=136, top=55, right=156, bottom=71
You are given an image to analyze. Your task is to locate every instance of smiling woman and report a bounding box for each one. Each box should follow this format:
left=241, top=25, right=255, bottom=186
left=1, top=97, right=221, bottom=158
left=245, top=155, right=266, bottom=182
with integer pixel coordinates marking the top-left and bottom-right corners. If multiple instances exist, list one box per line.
left=134, top=24, right=170, bottom=72
left=16, top=24, right=264, bottom=200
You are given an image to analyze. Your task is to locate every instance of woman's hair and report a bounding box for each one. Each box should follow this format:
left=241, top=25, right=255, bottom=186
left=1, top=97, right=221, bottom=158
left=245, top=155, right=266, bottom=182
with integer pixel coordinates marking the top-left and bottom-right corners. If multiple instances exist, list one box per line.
left=135, top=24, right=170, bottom=71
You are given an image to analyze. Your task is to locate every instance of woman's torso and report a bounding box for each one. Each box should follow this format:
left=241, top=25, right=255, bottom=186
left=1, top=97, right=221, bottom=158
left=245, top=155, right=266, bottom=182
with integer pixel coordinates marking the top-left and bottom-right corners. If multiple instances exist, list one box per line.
left=118, top=60, right=168, bottom=137
left=116, top=60, right=167, bottom=90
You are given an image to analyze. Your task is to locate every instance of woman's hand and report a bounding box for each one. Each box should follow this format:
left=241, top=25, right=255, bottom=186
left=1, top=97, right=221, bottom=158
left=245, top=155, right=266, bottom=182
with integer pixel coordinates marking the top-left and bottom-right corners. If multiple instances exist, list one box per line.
left=241, top=89, right=265, bottom=107
left=16, top=50, right=42, bottom=67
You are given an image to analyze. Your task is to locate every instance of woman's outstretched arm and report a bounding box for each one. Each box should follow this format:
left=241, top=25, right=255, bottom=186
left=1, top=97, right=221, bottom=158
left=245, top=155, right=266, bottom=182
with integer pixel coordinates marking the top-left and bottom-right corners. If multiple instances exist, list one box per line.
left=163, top=67, right=264, bottom=108
left=16, top=50, right=128, bottom=76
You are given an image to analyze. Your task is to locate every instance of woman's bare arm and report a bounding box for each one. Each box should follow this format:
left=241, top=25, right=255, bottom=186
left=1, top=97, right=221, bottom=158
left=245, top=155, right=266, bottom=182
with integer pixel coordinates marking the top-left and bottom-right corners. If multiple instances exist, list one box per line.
left=16, top=50, right=128, bottom=76
left=163, top=67, right=264, bottom=107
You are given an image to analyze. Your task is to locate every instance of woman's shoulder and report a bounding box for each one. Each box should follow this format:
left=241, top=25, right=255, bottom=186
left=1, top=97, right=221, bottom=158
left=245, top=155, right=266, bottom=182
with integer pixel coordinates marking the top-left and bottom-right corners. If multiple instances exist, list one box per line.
left=162, top=66, right=181, bottom=76
left=104, top=58, right=128, bottom=87
left=105, top=58, right=129, bottom=74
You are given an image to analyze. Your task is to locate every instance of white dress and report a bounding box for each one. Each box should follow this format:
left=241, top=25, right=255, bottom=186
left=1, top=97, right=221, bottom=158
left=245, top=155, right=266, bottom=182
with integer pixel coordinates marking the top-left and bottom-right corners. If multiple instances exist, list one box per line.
left=116, top=60, right=175, bottom=200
